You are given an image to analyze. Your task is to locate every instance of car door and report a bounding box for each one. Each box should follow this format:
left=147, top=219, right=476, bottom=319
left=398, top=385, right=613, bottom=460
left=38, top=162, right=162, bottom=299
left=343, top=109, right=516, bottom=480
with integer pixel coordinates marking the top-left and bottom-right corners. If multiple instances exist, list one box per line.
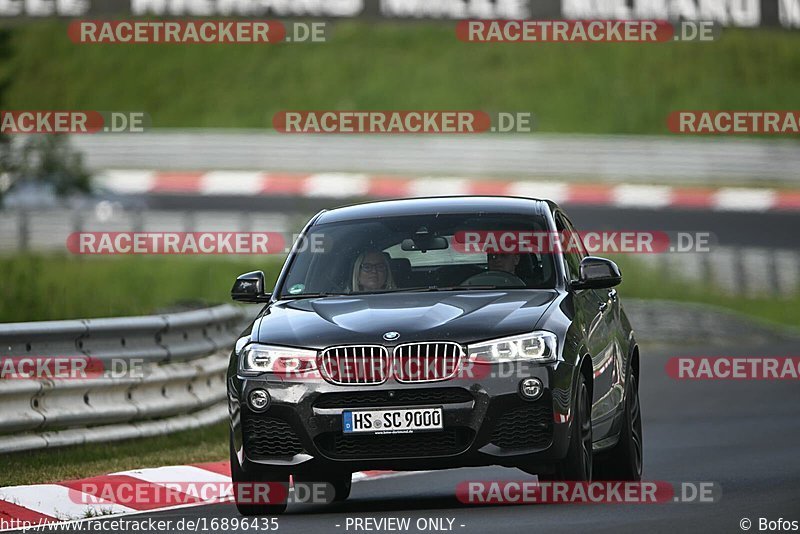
left=556, top=211, right=621, bottom=439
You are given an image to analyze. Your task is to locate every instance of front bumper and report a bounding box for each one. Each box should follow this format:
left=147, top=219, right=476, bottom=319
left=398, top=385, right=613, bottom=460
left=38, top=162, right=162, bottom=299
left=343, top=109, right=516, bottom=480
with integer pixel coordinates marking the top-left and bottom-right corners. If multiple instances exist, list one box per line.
left=228, top=360, right=576, bottom=474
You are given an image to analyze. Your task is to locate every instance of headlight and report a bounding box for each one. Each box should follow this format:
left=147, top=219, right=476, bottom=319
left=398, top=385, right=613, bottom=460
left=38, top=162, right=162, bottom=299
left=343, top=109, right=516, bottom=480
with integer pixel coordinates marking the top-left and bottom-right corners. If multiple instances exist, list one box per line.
left=239, top=343, right=318, bottom=376
left=467, top=331, right=557, bottom=363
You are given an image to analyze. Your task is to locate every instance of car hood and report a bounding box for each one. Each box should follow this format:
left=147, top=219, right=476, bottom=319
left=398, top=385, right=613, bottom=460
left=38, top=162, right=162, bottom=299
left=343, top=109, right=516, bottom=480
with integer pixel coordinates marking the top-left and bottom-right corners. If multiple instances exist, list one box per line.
left=252, top=290, right=558, bottom=349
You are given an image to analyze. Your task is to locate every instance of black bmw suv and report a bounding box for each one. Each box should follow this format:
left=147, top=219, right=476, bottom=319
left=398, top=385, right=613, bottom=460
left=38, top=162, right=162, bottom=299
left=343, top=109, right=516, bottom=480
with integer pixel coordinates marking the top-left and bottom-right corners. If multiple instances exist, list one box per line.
left=227, top=196, right=642, bottom=514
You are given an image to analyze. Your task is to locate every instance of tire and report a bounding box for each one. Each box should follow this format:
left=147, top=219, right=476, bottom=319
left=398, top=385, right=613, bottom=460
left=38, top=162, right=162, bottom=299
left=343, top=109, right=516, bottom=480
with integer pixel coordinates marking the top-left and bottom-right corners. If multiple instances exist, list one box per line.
left=230, top=436, right=289, bottom=516
left=594, top=373, right=643, bottom=481
left=295, top=471, right=352, bottom=502
left=328, top=472, right=352, bottom=502
left=540, top=374, right=593, bottom=481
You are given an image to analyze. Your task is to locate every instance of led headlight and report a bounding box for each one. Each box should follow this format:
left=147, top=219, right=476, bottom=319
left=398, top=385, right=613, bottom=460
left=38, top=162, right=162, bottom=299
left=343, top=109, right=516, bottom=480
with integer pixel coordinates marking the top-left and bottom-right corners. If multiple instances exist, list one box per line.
left=239, top=343, right=318, bottom=376
left=467, top=331, right=557, bottom=363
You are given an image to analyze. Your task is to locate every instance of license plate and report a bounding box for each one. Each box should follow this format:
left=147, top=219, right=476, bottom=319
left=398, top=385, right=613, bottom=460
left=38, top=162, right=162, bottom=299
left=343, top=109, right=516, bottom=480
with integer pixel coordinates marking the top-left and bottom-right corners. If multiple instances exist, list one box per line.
left=343, top=407, right=443, bottom=434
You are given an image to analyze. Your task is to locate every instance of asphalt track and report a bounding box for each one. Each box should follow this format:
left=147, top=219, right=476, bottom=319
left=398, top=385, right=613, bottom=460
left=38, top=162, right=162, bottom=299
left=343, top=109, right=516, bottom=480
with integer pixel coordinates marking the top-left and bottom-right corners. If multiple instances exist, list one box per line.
left=145, top=195, right=800, bottom=250
left=56, top=341, right=800, bottom=534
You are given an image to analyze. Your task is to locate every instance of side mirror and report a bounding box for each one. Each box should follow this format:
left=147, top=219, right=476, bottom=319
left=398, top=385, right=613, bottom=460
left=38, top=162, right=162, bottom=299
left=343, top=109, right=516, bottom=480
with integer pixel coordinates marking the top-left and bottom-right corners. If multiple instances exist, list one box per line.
left=571, top=257, right=622, bottom=290
left=231, top=271, right=271, bottom=303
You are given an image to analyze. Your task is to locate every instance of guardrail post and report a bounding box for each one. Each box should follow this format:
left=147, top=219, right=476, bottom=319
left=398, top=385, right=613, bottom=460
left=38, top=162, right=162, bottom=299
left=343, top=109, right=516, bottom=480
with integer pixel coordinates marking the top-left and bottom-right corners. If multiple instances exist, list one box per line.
left=132, top=208, right=144, bottom=233
left=183, top=211, right=196, bottom=232
left=72, top=207, right=84, bottom=235
left=18, top=209, right=30, bottom=251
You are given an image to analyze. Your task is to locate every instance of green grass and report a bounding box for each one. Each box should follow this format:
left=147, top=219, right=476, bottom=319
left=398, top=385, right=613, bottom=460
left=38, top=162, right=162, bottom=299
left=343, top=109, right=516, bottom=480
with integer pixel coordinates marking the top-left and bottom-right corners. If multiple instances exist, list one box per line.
left=1, top=22, right=799, bottom=133
left=0, top=254, right=284, bottom=322
left=0, top=422, right=229, bottom=486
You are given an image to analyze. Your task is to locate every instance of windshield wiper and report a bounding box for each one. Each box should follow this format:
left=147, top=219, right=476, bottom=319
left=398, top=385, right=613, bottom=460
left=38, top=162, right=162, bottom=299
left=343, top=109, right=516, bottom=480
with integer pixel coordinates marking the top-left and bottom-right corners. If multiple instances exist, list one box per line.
left=278, top=292, right=349, bottom=300
left=435, top=285, right=505, bottom=290
left=281, top=285, right=521, bottom=298
left=351, top=287, right=437, bottom=295
left=357, top=285, right=510, bottom=295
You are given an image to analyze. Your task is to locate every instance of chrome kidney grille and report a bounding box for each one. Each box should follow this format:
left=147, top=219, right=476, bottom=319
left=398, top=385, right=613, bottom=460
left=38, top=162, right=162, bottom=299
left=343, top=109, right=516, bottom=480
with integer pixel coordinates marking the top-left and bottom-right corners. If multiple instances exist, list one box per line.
left=393, top=342, right=463, bottom=383
left=319, top=342, right=463, bottom=385
left=319, top=345, right=391, bottom=385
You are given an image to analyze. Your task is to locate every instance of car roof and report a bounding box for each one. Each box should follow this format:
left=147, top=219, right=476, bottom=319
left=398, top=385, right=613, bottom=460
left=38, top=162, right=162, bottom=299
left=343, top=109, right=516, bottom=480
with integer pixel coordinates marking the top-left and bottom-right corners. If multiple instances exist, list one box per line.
left=314, top=196, right=556, bottom=224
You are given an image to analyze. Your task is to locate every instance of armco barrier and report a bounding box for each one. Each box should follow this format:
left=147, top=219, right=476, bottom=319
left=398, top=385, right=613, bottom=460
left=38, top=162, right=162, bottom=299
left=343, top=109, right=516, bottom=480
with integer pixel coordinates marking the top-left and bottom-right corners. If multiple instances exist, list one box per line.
left=0, top=305, right=252, bottom=454
left=0, top=304, right=245, bottom=364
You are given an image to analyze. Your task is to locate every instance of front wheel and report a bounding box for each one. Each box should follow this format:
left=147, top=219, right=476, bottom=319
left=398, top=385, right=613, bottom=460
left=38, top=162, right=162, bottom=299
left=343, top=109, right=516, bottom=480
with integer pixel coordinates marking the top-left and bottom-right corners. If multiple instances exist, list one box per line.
left=327, top=472, right=352, bottom=502
left=540, top=374, right=593, bottom=481
left=230, top=437, right=289, bottom=515
left=294, top=470, right=352, bottom=502
left=594, top=372, right=643, bottom=481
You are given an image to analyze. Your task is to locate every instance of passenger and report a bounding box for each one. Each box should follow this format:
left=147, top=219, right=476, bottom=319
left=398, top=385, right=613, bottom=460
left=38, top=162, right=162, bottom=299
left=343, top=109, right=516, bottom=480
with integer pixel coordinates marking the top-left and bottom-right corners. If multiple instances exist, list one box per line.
left=352, top=250, right=395, bottom=292
left=487, top=252, right=520, bottom=274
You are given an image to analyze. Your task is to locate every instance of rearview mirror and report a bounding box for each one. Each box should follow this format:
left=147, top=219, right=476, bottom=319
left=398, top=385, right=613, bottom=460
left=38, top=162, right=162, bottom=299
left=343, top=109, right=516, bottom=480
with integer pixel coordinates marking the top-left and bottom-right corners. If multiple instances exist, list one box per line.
left=571, top=257, right=622, bottom=290
left=231, top=271, right=271, bottom=303
left=401, top=236, right=448, bottom=252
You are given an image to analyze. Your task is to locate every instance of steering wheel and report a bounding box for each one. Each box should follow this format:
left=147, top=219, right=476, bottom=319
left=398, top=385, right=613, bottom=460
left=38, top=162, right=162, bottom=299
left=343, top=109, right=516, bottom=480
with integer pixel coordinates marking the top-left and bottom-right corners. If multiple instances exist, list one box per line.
left=461, top=270, right=526, bottom=287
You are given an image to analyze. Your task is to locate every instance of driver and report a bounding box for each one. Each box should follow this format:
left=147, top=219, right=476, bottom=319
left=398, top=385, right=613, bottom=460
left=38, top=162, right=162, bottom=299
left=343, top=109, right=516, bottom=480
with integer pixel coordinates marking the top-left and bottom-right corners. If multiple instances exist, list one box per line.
left=351, top=250, right=395, bottom=292
left=487, top=252, right=520, bottom=274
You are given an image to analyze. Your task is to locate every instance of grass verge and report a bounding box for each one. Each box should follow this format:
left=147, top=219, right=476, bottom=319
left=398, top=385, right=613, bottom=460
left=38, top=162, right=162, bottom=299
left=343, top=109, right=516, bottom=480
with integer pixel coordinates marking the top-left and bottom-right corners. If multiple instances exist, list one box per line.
left=0, top=254, right=284, bottom=322
left=1, top=422, right=228, bottom=487
left=1, top=22, right=800, bottom=134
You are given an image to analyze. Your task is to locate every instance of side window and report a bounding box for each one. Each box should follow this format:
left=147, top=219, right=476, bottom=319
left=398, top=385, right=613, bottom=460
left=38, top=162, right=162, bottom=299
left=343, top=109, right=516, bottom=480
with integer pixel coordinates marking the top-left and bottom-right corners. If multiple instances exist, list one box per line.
left=555, top=213, right=583, bottom=283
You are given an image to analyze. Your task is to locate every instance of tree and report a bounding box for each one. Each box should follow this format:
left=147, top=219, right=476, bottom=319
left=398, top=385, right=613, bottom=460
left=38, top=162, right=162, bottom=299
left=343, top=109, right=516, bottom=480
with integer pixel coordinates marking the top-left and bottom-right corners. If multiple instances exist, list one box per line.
left=13, top=135, right=92, bottom=195
left=0, top=29, right=11, bottom=203
left=0, top=29, right=91, bottom=206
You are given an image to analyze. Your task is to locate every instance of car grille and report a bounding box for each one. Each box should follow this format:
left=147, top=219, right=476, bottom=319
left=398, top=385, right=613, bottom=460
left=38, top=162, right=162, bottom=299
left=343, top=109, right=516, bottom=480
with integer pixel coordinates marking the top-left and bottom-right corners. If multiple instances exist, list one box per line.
left=314, top=388, right=474, bottom=409
left=242, top=415, right=305, bottom=458
left=318, top=342, right=464, bottom=385
left=319, top=345, right=391, bottom=385
left=316, top=428, right=473, bottom=459
left=490, top=404, right=553, bottom=450
left=393, top=342, right=463, bottom=383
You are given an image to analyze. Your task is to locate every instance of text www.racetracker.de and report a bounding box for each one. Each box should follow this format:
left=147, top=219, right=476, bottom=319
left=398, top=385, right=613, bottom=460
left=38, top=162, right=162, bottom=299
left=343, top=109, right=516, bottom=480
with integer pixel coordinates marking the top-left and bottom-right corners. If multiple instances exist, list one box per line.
left=4, top=516, right=279, bottom=533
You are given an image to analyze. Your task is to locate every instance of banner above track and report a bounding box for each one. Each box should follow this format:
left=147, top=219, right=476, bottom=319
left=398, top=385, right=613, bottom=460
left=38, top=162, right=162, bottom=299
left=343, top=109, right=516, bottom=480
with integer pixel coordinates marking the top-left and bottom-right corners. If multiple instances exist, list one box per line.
left=0, top=0, right=798, bottom=29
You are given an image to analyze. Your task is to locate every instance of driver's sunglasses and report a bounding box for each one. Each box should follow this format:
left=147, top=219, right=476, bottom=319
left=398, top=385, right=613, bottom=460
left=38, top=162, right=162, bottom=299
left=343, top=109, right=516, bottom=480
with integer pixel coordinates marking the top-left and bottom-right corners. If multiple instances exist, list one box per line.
left=360, top=262, right=388, bottom=274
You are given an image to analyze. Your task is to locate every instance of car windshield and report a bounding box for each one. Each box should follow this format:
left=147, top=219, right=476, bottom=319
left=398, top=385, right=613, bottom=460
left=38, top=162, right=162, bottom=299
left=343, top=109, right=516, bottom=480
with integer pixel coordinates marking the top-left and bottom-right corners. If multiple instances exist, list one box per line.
left=278, top=212, right=556, bottom=298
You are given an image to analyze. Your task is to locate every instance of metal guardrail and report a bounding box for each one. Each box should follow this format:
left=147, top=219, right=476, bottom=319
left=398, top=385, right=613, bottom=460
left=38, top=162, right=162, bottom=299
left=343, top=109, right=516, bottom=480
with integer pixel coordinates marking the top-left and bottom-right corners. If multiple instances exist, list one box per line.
left=0, top=305, right=251, bottom=454
left=0, top=305, right=244, bottom=363
left=66, top=130, right=800, bottom=185
left=635, top=246, right=800, bottom=298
